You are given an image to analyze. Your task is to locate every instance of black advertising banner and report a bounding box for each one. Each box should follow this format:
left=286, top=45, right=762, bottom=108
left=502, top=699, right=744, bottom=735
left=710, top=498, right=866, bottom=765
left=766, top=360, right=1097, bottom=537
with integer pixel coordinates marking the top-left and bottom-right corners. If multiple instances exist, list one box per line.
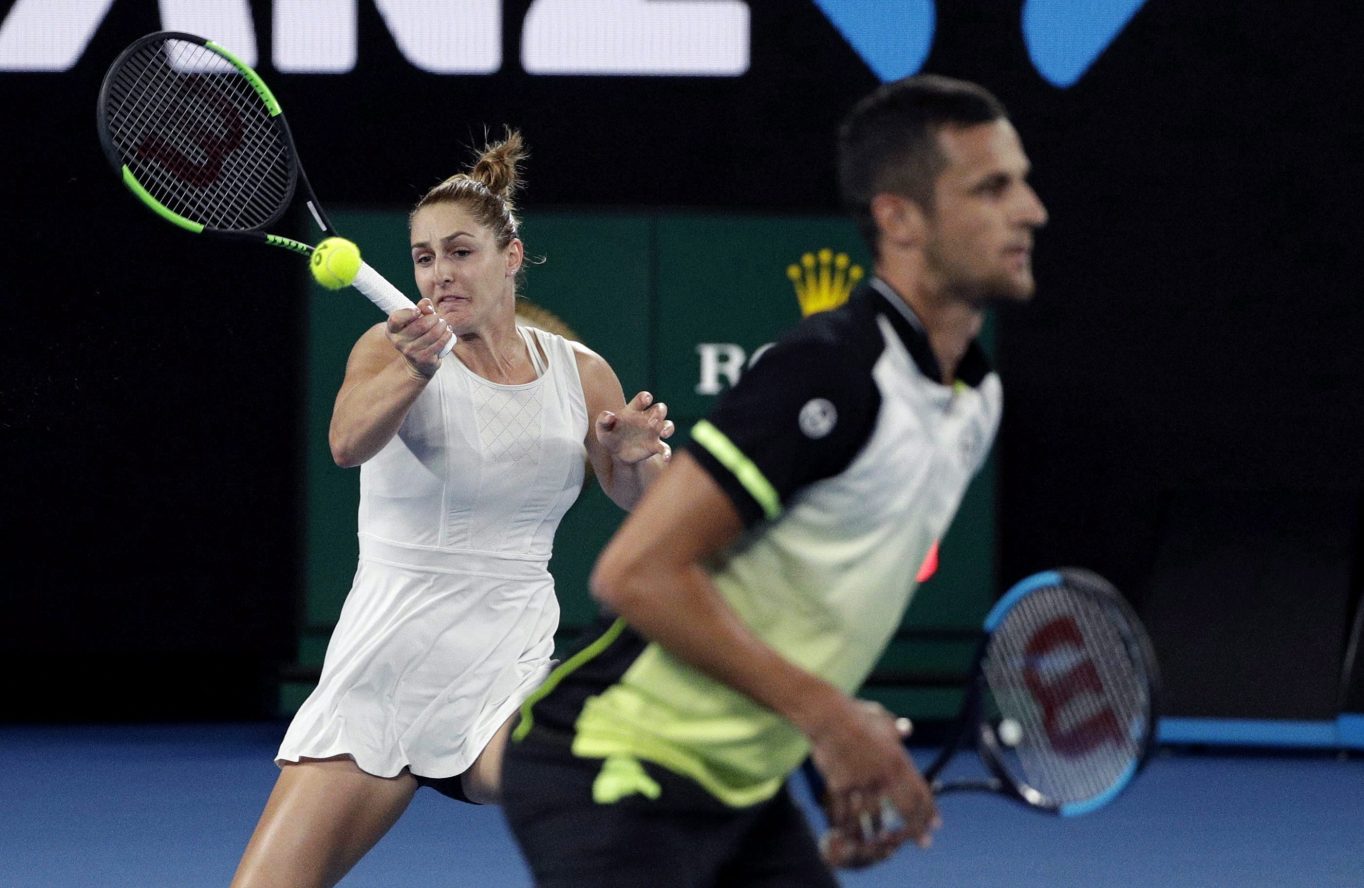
left=3, top=1, right=1360, bottom=726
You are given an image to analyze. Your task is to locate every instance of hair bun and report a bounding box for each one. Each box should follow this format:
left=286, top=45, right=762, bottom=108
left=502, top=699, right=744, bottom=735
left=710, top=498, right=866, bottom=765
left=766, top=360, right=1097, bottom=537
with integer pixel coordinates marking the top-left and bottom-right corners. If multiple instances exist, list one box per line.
left=471, top=128, right=527, bottom=203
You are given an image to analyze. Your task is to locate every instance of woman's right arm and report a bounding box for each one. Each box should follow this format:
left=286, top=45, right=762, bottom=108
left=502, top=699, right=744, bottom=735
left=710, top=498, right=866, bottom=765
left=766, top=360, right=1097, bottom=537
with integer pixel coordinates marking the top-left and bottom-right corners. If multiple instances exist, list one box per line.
left=328, top=300, right=451, bottom=467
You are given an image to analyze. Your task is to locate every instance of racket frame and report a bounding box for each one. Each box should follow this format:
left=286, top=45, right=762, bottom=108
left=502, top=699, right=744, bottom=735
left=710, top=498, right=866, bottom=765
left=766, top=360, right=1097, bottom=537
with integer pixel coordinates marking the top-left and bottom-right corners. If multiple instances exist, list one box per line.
left=96, top=31, right=332, bottom=256
left=97, top=31, right=451, bottom=338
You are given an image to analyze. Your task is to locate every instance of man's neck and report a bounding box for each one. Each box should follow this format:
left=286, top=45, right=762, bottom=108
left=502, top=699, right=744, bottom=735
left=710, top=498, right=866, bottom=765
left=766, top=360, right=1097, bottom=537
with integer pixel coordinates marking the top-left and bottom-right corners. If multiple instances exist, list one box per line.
left=873, top=267, right=983, bottom=385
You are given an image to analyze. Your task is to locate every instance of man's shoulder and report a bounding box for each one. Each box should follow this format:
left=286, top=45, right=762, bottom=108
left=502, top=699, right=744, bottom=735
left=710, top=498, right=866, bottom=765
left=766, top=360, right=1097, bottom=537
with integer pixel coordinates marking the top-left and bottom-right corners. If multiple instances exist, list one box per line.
left=762, top=292, right=886, bottom=374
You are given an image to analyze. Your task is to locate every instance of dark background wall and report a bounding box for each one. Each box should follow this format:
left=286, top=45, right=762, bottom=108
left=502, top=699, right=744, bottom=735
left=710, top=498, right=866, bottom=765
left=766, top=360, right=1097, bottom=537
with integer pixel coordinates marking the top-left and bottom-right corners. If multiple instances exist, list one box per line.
left=2, top=0, right=1360, bottom=726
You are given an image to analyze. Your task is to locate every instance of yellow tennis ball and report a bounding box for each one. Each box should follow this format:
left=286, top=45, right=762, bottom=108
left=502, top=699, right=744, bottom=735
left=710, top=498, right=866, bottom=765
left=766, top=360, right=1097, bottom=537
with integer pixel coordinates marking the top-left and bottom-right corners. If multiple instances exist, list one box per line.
left=311, top=237, right=362, bottom=290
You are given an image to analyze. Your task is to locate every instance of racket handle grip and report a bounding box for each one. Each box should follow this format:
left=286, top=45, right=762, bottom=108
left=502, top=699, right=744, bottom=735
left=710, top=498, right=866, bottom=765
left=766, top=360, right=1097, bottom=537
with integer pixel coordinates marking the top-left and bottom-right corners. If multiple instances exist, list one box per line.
left=351, top=261, right=414, bottom=314
left=351, top=261, right=456, bottom=358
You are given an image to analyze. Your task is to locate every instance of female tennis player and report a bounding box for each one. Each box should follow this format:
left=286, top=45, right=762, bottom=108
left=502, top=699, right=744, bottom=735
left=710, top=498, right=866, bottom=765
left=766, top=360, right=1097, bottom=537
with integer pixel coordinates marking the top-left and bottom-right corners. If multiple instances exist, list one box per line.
left=230, top=130, right=673, bottom=888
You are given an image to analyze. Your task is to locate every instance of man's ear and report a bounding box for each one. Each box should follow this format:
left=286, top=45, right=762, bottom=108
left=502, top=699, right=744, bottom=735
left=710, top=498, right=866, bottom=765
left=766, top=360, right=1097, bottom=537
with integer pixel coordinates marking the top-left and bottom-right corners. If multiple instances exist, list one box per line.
left=870, top=193, right=927, bottom=250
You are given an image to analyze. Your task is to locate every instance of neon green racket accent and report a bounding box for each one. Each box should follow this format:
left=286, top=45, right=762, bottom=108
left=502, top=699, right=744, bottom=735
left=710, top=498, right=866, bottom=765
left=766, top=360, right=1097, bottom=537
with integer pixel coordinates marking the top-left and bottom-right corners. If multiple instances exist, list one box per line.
left=513, top=618, right=629, bottom=742
left=691, top=420, right=782, bottom=520
left=122, top=167, right=204, bottom=233
left=206, top=39, right=282, bottom=116
left=266, top=234, right=313, bottom=255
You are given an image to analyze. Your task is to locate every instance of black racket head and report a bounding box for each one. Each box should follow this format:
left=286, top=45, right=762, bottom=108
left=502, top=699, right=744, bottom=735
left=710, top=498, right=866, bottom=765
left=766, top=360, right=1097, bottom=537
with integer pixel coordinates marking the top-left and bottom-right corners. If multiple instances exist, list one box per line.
left=973, top=567, right=1161, bottom=815
left=96, top=31, right=299, bottom=235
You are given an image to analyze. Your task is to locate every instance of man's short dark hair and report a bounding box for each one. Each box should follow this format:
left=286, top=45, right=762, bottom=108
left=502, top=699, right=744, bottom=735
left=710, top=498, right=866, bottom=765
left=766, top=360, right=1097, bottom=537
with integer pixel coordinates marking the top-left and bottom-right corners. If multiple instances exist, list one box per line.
left=838, top=74, right=1008, bottom=254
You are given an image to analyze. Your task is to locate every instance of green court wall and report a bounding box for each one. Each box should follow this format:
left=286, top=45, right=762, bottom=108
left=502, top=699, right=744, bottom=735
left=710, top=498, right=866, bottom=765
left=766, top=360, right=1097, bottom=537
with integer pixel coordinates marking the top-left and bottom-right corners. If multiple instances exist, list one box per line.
left=289, top=210, right=997, bottom=720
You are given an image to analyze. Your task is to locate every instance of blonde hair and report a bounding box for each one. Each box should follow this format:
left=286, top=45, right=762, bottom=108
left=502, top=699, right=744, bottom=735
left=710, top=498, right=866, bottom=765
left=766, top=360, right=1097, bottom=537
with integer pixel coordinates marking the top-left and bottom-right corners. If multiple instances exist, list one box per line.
left=411, top=128, right=526, bottom=251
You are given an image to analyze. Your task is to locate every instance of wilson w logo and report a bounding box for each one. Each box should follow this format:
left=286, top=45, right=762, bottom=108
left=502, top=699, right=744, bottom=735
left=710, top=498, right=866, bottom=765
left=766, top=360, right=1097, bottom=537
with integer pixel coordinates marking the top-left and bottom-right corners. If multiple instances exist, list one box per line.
left=1021, top=616, right=1127, bottom=756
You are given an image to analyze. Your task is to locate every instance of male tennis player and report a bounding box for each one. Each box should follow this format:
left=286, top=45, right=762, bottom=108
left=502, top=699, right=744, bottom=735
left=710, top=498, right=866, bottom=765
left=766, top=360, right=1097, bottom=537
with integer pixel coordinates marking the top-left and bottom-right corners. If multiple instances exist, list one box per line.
left=502, top=74, right=1048, bottom=885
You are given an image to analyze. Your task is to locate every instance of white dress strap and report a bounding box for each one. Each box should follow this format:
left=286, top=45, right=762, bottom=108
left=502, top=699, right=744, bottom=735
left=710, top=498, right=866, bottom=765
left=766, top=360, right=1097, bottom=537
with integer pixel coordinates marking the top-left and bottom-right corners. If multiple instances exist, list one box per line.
left=520, top=324, right=548, bottom=377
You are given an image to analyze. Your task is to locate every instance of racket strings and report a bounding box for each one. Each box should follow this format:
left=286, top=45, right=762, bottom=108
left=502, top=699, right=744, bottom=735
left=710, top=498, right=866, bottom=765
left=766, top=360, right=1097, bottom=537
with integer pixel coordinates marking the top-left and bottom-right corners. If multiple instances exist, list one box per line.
left=111, top=58, right=282, bottom=229
left=125, top=41, right=289, bottom=227
left=982, top=584, right=1150, bottom=806
left=102, top=38, right=294, bottom=232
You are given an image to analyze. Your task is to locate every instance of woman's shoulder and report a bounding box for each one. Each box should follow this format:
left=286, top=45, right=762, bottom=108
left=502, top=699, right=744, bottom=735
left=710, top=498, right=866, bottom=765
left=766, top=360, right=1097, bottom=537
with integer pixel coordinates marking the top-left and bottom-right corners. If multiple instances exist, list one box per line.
left=519, top=323, right=597, bottom=365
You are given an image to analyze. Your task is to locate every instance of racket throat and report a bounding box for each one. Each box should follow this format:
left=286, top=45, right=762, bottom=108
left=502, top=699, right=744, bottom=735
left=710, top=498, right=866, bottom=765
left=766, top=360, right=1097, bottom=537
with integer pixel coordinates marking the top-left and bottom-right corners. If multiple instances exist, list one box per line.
left=305, top=199, right=327, bottom=233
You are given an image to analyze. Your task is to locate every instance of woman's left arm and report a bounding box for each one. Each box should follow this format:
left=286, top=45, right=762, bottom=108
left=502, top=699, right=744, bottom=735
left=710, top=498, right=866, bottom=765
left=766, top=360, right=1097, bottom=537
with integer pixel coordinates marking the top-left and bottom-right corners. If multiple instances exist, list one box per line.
left=574, top=343, right=673, bottom=510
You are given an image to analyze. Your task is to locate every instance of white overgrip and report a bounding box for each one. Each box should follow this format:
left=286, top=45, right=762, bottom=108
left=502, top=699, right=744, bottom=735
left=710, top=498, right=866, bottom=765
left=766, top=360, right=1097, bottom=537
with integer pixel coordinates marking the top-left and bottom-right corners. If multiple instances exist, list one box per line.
left=350, top=261, right=456, bottom=357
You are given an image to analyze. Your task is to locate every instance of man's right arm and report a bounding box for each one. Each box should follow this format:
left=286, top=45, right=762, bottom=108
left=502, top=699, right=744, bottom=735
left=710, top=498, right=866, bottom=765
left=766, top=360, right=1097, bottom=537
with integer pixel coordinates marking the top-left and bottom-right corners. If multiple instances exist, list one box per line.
left=589, top=452, right=938, bottom=851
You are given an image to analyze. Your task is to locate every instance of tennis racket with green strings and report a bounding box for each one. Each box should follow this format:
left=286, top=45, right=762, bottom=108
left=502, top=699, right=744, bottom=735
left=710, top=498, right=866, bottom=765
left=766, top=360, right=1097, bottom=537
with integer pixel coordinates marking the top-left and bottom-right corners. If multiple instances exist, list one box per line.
left=96, top=31, right=452, bottom=355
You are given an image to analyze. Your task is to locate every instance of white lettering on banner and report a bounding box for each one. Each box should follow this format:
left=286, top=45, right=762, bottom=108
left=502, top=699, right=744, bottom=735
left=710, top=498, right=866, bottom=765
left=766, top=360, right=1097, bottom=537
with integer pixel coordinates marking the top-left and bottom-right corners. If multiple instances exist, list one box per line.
left=274, top=0, right=357, bottom=73
left=0, top=0, right=749, bottom=74
left=369, top=0, right=500, bottom=74
left=695, top=342, right=773, bottom=395
left=524, top=0, right=748, bottom=76
left=0, top=0, right=259, bottom=69
left=276, top=0, right=501, bottom=74
left=0, top=0, right=116, bottom=71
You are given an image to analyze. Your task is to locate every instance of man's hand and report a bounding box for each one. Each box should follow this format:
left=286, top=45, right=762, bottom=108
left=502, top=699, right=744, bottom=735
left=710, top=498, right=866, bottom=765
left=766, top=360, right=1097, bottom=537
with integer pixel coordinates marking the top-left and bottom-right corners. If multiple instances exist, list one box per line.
left=809, top=701, right=939, bottom=869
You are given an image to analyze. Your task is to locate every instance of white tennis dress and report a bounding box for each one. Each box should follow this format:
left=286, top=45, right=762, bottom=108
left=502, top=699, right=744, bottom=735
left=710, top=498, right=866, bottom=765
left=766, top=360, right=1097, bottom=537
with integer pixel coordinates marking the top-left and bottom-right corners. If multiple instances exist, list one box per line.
left=278, top=325, right=588, bottom=779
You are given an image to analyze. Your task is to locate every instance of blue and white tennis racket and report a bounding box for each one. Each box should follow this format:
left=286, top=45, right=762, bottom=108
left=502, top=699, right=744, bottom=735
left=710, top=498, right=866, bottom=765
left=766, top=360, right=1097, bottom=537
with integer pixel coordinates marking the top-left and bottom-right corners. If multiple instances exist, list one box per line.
left=924, top=567, right=1160, bottom=815
left=809, top=567, right=1159, bottom=842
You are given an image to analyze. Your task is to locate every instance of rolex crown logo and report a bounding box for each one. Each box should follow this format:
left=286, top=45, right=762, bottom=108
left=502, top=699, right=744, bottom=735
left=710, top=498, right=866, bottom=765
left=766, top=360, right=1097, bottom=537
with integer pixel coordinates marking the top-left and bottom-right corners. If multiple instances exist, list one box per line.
left=787, top=248, right=863, bottom=317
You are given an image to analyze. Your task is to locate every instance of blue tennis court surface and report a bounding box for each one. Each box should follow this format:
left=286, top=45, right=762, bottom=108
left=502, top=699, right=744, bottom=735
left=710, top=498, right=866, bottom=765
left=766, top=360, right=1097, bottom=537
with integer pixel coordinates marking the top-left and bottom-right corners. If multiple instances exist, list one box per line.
left=1, top=723, right=1359, bottom=887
